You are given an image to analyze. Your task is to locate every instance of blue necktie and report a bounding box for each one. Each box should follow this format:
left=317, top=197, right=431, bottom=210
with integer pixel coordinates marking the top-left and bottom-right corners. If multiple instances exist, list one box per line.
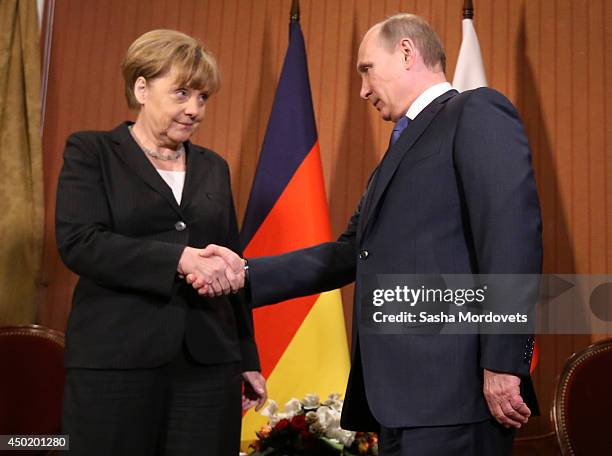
left=390, top=115, right=410, bottom=146
left=363, top=115, right=411, bottom=220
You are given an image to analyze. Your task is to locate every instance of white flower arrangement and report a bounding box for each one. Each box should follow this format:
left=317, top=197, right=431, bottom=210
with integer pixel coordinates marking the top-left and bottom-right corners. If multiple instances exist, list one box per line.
left=250, top=393, right=380, bottom=455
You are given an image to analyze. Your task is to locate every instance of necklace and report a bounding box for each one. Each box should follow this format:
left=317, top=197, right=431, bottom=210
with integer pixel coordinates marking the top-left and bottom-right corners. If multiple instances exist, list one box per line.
left=128, top=125, right=185, bottom=161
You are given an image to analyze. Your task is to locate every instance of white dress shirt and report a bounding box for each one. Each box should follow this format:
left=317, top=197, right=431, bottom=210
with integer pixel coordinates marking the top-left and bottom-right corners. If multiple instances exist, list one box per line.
left=405, top=82, right=453, bottom=120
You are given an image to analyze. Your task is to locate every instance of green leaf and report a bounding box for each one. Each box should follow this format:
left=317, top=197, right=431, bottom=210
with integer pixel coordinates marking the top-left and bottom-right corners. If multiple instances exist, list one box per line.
left=319, top=437, right=344, bottom=451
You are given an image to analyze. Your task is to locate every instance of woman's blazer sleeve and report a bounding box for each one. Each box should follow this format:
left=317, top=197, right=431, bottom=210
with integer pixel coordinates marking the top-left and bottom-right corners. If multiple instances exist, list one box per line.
left=220, top=163, right=260, bottom=371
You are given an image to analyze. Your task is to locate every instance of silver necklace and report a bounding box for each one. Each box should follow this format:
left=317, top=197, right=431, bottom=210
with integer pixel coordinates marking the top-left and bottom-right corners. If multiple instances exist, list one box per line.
left=128, top=126, right=185, bottom=161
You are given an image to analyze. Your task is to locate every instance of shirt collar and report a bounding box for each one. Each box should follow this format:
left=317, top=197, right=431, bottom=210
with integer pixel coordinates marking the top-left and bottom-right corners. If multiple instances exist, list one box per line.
left=405, top=82, right=453, bottom=120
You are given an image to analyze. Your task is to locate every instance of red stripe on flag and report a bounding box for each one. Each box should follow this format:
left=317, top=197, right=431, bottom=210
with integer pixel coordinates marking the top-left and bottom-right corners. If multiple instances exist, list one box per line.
left=245, top=141, right=331, bottom=255
left=244, top=141, right=331, bottom=377
left=530, top=339, right=539, bottom=374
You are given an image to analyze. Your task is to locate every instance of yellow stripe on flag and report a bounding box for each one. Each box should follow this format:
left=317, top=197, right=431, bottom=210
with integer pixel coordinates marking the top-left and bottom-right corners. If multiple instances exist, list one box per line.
left=241, top=290, right=350, bottom=446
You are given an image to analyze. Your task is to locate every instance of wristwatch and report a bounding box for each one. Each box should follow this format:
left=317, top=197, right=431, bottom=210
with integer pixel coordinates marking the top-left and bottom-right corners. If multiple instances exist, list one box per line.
left=243, top=258, right=250, bottom=285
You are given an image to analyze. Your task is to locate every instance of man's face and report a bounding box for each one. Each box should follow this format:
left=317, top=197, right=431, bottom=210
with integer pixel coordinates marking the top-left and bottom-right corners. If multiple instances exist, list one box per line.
left=357, top=29, right=408, bottom=121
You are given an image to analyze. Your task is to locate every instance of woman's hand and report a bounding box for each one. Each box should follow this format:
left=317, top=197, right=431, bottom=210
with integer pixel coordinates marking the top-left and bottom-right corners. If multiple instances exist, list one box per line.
left=184, top=245, right=246, bottom=297
left=242, top=371, right=267, bottom=411
left=178, top=247, right=238, bottom=296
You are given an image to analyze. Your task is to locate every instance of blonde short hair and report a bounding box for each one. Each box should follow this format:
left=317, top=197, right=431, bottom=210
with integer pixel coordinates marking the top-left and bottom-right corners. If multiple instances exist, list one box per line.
left=378, top=14, right=446, bottom=73
left=121, top=29, right=220, bottom=109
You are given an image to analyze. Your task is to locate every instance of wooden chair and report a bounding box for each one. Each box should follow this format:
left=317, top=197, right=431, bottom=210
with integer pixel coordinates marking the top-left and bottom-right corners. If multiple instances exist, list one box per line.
left=552, top=339, right=612, bottom=455
left=0, top=325, right=65, bottom=438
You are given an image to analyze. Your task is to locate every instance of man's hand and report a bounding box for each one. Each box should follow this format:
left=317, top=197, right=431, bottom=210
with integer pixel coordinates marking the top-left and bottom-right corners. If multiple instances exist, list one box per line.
left=185, top=244, right=246, bottom=297
left=178, top=247, right=239, bottom=296
left=483, top=369, right=531, bottom=428
left=200, top=244, right=245, bottom=271
left=242, top=371, right=267, bottom=411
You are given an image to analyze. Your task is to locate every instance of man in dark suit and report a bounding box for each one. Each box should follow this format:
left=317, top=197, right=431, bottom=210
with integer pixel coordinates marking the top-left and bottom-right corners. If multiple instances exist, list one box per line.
left=195, top=13, right=541, bottom=455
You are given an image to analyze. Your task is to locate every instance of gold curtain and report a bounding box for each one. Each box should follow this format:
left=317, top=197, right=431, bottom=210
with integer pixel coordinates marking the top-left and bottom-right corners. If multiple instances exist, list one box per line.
left=0, top=0, right=43, bottom=324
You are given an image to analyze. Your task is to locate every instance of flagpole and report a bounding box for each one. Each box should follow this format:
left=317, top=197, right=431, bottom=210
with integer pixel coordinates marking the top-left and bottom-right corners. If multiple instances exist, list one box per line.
left=290, top=0, right=300, bottom=23
left=462, top=0, right=474, bottom=19
left=453, top=0, right=486, bottom=91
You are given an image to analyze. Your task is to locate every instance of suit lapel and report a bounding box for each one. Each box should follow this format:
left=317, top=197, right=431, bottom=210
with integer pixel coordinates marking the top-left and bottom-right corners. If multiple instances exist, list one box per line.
left=179, top=143, right=197, bottom=209
left=110, top=122, right=184, bottom=217
left=359, top=90, right=457, bottom=239
left=179, top=142, right=216, bottom=210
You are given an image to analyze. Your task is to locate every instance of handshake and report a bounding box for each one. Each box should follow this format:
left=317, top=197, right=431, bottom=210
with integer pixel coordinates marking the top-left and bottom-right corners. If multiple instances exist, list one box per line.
left=177, top=244, right=246, bottom=298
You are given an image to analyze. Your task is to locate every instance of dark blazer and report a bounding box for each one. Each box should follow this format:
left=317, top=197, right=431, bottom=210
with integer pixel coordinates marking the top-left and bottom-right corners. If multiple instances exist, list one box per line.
left=56, top=122, right=259, bottom=371
left=248, top=88, right=542, bottom=430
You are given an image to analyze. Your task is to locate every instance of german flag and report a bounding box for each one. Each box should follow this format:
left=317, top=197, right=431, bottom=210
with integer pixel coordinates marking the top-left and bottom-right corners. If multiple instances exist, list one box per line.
left=240, top=15, right=350, bottom=444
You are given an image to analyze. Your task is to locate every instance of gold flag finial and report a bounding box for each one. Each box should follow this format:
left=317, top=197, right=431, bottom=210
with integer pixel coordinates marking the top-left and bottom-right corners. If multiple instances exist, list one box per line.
left=290, top=0, right=300, bottom=23
left=463, top=0, right=474, bottom=19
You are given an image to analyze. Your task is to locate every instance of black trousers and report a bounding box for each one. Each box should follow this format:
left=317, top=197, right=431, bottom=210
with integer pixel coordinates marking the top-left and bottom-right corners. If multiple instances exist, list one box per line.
left=62, top=343, right=242, bottom=456
left=379, top=419, right=515, bottom=456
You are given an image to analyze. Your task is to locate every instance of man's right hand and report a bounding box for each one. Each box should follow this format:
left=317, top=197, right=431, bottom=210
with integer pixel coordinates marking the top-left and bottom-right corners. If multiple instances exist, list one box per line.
left=178, top=246, right=242, bottom=296
left=183, top=245, right=246, bottom=297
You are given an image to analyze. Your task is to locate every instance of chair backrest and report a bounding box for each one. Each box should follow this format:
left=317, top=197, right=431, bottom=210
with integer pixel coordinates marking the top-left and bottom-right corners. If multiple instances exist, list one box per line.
left=0, top=325, right=65, bottom=435
left=552, top=338, right=612, bottom=455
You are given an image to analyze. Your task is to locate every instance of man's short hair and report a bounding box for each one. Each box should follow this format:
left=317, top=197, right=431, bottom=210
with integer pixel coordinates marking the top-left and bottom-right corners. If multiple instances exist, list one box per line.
left=122, top=29, right=220, bottom=109
left=378, top=13, right=446, bottom=73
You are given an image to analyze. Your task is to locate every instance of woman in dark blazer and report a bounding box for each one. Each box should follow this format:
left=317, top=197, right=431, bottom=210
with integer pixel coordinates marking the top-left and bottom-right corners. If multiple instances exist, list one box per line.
left=56, top=29, right=265, bottom=456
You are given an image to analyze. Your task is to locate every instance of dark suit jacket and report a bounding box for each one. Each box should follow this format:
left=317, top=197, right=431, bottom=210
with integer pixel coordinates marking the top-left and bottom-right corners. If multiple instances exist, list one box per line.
left=248, top=88, right=542, bottom=430
left=56, top=122, right=259, bottom=371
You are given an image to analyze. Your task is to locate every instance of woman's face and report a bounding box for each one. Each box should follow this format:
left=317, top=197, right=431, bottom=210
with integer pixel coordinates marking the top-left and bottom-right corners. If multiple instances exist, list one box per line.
left=134, top=67, right=209, bottom=146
